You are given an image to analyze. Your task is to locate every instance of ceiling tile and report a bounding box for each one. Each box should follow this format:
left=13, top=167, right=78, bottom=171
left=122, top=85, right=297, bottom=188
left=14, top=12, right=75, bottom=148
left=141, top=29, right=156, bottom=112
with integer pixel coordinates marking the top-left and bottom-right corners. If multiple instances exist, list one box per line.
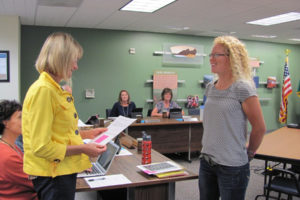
left=35, top=5, right=77, bottom=26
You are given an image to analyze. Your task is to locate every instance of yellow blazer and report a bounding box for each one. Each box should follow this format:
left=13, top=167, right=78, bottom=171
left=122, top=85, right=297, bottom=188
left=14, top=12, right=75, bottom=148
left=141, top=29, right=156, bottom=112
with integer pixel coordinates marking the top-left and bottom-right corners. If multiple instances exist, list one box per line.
left=22, top=72, right=91, bottom=177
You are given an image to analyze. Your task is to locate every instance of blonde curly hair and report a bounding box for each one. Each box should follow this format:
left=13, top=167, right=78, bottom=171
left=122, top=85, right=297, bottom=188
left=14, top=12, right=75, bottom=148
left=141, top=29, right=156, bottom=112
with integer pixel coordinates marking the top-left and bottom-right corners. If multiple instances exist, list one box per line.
left=213, top=36, right=253, bottom=83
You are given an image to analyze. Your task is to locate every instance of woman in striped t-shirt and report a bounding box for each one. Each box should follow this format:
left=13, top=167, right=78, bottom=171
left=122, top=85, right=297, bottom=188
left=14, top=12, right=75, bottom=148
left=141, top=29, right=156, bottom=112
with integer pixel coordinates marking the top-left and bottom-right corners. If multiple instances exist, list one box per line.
left=199, top=36, right=266, bottom=200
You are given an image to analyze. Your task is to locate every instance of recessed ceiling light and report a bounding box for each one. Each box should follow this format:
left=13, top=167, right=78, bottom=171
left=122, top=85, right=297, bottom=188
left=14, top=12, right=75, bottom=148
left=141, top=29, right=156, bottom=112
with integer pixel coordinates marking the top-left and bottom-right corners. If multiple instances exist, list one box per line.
left=120, top=0, right=176, bottom=13
left=252, top=35, right=277, bottom=39
left=289, top=38, right=300, bottom=42
left=247, top=12, right=300, bottom=26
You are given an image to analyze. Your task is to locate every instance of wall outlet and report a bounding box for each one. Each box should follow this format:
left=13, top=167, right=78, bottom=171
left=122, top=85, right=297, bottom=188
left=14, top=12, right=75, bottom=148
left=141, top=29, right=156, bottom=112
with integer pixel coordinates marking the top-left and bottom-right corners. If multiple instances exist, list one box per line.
left=85, top=89, right=95, bottom=98
left=129, top=48, right=135, bottom=54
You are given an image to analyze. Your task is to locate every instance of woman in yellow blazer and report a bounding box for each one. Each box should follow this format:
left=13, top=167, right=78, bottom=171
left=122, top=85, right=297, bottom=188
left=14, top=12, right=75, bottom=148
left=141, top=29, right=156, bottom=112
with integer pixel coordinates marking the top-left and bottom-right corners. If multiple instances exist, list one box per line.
left=22, top=32, right=107, bottom=200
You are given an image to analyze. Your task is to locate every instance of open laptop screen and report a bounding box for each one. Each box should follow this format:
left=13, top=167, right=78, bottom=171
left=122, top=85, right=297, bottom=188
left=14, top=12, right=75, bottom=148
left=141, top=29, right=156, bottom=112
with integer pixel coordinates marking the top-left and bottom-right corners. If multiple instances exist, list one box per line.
left=96, top=141, right=119, bottom=170
left=131, top=108, right=143, bottom=118
left=169, top=108, right=182, bottom=119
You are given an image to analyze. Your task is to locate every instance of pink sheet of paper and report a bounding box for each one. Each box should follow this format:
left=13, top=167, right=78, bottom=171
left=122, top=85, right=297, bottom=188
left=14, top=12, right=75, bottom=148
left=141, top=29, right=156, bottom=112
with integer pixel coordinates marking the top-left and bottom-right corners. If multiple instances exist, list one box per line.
left=95, top=135, right=109, bottom=144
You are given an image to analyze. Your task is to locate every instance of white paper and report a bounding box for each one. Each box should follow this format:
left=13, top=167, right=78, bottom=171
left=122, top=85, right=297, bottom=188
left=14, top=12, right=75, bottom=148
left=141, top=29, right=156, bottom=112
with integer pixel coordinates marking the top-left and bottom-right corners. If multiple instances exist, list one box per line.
left=182, top=115, right=191, bottom=119
left=91, top=116, right=136, bottom=145
left=78, top=119, right=86, bottom=126
left=183, top=117, right=198, bottom=122
left=116, top=147, right=133, bottom=156
left=84, top=174, right=131, bottom=188
left=78, top=119, right=93, bottom=128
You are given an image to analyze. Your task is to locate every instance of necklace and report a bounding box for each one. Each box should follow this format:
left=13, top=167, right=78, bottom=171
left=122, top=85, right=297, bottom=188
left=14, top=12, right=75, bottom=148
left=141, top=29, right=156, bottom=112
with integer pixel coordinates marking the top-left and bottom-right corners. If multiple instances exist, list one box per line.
left=122, top=106, right=129, bottom=117
left=0, top=138, right=21, bottom=155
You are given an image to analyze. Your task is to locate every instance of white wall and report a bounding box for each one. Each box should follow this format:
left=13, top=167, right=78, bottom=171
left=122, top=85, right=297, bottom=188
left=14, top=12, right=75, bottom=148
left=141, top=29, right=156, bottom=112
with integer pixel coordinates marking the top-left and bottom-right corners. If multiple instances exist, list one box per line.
left=0, top=15, right=20, bottom=101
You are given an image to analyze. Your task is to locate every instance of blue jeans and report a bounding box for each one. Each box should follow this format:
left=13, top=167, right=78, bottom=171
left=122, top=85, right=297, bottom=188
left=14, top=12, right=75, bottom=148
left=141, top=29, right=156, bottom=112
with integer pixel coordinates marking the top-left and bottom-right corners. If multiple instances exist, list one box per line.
left=199, top=158, right=250, bottom=200
left=32, top=173, right=77, bottom=200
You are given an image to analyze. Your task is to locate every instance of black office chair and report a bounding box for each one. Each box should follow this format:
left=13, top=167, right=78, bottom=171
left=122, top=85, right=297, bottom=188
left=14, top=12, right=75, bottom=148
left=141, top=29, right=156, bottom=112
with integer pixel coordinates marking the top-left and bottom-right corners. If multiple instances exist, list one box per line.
left=265, top=168, right=300, bottom=200
left=106, top=108, right=112, bottom=118
left=147, top=109, right=153, bottom=117
left=188, top=108, right=200, bottom=115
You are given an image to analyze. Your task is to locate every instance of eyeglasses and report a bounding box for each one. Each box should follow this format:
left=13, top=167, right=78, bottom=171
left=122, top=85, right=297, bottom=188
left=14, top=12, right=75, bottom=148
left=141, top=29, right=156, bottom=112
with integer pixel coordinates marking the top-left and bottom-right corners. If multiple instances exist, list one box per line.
left=209, top=53, right=229, bottom=59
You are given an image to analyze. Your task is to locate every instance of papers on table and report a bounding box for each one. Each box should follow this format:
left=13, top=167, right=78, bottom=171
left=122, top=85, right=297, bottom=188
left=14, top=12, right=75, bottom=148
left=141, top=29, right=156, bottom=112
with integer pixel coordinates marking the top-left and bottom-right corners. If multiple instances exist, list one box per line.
left=155, top=170, right=188, bottom=178
left=116, top=147, right=133, bottom=156
left=182, top=115, right=191, bottom=119
left=183, top=118, right=198, bottom=122
left=137, top=161, right=183, bottom=175
left=91, top=116, right=136, bottom=145
left=78, top=119, right=93, bottom=129
left=84, top=174, right=131, bottom=188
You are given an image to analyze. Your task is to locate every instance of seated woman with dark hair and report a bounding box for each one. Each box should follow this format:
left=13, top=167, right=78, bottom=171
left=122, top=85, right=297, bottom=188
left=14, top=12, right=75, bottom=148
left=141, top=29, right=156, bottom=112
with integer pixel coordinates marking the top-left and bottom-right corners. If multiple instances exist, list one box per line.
left=151, top=88, right=184, bottom=117
left=0, top=100, right=38, bottom=200
left=110, top=90, right=136, bottom=117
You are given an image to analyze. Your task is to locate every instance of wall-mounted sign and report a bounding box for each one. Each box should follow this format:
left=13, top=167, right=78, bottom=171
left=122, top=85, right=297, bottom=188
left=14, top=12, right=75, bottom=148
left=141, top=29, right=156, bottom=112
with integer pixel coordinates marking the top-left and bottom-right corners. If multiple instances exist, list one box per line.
left=0, top=51, right=9, bottom=82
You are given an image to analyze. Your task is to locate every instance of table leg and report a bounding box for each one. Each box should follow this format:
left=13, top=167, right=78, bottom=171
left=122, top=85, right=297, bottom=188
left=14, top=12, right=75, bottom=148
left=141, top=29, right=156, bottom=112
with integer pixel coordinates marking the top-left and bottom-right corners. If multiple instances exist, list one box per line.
left=188, top=124, right=192, bottom=163
left=168, top=182, right=175, bottom=200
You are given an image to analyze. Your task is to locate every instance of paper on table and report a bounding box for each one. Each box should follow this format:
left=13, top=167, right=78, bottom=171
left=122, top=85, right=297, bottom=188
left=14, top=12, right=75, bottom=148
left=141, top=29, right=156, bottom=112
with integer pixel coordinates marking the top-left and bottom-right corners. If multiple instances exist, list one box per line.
left=78, top=119, right=93, bottom=128
left=116, top=147, right=133, bottom=156
left=91, top=116, right=136, bottom=145
left=183, top=118, right=198, bottom=122
left=84, top=174, right=131, bottom=188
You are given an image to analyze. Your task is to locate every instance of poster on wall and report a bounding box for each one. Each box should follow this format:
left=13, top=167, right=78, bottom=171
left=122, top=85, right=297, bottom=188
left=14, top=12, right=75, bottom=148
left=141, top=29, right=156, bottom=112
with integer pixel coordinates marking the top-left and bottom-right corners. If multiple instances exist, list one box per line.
left=153, top=71, right=177, bottom=105
left=0, top=51, right=9, bottom=82
left=162, top=43, right=204, bottom=66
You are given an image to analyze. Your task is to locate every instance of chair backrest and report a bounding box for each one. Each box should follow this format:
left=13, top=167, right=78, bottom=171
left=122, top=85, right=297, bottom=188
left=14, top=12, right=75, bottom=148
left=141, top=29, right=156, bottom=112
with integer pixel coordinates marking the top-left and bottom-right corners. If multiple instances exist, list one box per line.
left=147, top=109, right=153, bottom=117
left=106, top=108, right=112, bottom=118
left=188, top=108, right=200, bottom=115
left=266, top=168, right=300, bottom=198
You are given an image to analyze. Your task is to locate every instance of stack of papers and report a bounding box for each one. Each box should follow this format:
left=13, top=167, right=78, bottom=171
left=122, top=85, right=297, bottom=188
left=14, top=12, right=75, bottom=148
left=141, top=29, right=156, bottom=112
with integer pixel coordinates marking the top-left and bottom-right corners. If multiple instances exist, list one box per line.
left=137, top=161, right=188, bottom=178
left=155, top=170, right=188, bottom=178
left=137, top=161, right=184, bottom=175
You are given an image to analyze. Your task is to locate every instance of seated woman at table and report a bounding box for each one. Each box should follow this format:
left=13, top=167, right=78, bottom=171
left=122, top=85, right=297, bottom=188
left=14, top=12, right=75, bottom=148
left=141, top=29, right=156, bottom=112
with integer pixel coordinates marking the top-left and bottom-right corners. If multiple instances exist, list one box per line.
left=0, top=100, right=38, bottom=200
left=110, top=90, right=136, bottom=117
left=151, top=87, right=184, bottom=117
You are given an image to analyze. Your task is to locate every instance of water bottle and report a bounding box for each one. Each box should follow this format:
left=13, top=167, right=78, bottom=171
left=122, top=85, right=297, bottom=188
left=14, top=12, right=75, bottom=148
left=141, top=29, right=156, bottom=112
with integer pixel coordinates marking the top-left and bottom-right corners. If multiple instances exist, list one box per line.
left=142, top=131, right=152, bottom=164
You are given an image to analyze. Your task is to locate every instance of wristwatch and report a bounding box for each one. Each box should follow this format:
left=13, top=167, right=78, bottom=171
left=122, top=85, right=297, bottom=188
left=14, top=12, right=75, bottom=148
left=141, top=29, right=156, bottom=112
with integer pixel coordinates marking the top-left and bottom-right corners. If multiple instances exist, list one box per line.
left=247, top=150, right=256, bottom=161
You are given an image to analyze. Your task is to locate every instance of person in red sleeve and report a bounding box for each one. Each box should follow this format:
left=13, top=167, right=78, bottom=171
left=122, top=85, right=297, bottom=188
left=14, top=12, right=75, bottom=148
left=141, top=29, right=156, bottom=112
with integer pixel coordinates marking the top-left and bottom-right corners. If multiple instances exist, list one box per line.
left=0, top=100, right=38, bottom=200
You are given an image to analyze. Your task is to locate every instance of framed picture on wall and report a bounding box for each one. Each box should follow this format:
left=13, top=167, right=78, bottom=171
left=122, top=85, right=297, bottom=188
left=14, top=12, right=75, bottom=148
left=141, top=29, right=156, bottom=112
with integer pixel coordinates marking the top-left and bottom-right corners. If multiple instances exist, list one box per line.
left=0, top=51, right=9, bottom=82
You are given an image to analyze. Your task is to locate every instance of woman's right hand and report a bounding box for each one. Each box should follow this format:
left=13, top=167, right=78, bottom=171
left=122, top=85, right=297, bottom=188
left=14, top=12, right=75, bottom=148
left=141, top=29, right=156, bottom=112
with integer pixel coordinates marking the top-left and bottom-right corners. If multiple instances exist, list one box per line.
left=82, top=143, right=107, bottom=157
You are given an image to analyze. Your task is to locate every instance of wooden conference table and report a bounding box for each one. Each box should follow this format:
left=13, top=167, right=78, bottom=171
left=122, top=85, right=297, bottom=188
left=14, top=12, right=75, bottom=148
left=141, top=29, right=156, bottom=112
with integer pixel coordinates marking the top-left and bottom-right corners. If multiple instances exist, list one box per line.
left=255, top=127, right=300, bottom=165
left=254, top=127, right=300, bottom=199
left=127, top=116, right=203, bottom=162
left=76, top=137, right=198, bottom=200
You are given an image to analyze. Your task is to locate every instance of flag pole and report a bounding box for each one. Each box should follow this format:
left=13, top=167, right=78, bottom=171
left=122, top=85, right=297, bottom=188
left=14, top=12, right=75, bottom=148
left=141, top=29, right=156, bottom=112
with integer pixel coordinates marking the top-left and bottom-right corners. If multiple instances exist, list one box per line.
left=285, top=49, right=290, bottom=63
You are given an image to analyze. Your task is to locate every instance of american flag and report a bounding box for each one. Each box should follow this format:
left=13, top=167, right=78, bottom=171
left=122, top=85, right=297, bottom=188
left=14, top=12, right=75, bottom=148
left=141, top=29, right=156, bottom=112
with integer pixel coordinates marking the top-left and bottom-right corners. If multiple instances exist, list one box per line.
left=279, top=56, right=292, bottom=123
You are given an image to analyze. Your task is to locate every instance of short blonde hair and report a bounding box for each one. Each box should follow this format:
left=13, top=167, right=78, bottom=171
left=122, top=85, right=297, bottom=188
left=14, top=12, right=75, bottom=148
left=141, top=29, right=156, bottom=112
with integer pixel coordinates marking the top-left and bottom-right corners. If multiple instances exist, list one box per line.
left=213, top=36, right=252, bottom=82
left=35, top=32, right=83, bottom=81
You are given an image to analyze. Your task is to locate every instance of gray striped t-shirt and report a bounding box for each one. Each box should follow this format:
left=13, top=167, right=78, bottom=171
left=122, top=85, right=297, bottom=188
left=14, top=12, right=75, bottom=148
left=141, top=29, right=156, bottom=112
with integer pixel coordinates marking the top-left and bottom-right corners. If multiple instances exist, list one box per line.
left=201, top=80, right=257, bottom=166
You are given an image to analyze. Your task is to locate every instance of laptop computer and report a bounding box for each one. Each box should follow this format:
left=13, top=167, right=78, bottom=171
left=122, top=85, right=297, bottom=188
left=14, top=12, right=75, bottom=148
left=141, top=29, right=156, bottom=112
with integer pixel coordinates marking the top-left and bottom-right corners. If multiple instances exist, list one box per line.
left=77, top=141, right=119, bottom=178
left=131, top=108, right=143, bottom=118
left=169, top=108, right=182, bottom=119
left=136, top=161, right=183, bottom=175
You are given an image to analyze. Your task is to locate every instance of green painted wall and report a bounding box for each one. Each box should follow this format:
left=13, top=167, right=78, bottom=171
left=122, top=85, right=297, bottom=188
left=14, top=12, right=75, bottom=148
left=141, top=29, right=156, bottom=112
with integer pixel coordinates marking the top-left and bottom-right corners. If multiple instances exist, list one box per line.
left=21, top=26, right=300, bottom=131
